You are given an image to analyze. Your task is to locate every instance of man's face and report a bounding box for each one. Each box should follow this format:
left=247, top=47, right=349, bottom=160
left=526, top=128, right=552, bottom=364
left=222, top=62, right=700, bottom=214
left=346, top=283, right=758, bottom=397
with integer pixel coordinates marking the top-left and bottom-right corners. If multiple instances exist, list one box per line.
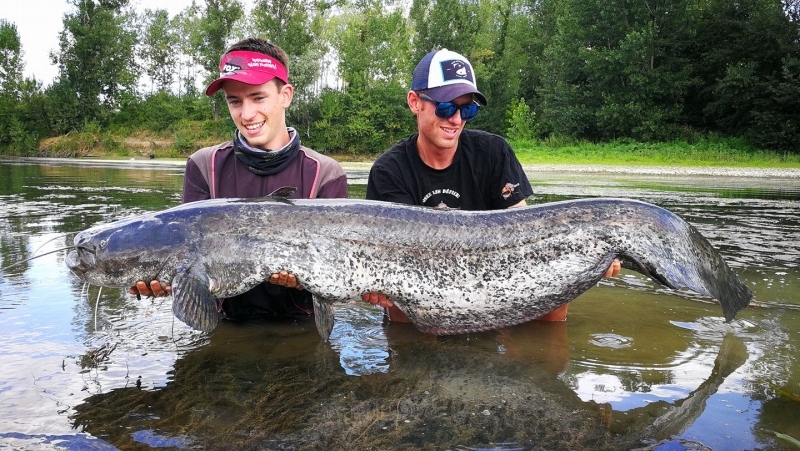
left=412, top=92, right=474, bottom=154
left=222, top=79, right=293, bottom=150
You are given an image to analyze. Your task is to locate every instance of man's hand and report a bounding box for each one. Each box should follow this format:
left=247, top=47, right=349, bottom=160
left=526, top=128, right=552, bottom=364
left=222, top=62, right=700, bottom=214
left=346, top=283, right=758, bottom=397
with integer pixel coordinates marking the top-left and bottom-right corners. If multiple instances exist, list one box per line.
left=361, top=293, right=411, bottom=323
left=361, top=292, right=393, bottom=308
left=129, top=280, right=171, bottom=297
left=604, top=258, right=622, bottom=278
left=269, top=270, right=303, bottom=290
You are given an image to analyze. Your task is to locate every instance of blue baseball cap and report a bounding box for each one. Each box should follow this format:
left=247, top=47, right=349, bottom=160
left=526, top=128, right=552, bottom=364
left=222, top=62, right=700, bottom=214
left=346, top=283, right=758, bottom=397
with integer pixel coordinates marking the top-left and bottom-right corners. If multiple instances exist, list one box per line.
left=411, top=49, right=487, bottom=106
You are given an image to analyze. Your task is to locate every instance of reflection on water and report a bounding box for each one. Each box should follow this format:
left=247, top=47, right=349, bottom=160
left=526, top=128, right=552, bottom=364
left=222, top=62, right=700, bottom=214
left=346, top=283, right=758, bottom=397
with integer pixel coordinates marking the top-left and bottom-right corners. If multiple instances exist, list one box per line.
left=1, top=158, right=800, bottom=450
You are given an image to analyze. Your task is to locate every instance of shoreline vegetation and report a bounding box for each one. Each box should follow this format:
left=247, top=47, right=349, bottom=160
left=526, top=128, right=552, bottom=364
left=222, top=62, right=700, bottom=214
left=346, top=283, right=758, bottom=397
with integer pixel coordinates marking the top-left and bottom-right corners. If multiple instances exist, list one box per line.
left=26, top=126, right=800, bottom=169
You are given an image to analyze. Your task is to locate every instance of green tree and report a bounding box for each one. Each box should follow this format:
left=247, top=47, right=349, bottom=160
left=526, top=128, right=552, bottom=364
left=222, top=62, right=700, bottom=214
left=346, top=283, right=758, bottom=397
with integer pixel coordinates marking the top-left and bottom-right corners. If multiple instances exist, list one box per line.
left=467, top=0, right=524, bottom=135
left=0, top=19, right=45, bottom=154
left=409, top=0, right=483, bottom=61
left=248, top=0, right=315, bottom=57
left=505, top=97, right=536, bottom=140
left=52, top=0, right=139, bottom=128
left=173, top=2, right=205, bottom=97
left=0, top=19, right=23, bottom=98
left=306, top=0, right=415, bottom=153
left=331, top=0, right=411, bottom=87
left=190, top=0, right=244, bottom=120
left=536, top=0, right=698, bottom=141
left=138, top=8, right=178, bottom=93
left=690, top=0, right=800, bottom=150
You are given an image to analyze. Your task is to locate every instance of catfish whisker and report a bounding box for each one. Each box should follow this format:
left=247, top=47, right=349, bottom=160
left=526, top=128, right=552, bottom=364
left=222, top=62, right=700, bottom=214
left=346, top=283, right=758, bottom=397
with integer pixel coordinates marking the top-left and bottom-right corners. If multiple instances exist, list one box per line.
left=0, top=246, right=76, bottom=272
left=94, top=287, right=102, bottom=331
left=31, top=232, right=77, bottom=257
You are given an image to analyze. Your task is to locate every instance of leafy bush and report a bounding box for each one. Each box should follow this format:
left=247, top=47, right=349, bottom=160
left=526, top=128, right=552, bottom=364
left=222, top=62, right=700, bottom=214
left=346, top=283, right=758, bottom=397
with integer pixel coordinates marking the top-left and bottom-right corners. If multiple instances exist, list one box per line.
left=506, top=98, right=537, bottom=141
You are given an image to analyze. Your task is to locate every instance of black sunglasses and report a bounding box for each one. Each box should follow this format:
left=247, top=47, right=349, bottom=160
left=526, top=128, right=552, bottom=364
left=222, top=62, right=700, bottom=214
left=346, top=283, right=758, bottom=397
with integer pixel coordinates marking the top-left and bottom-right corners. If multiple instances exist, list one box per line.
left=417, top=93, right=480, bottom=122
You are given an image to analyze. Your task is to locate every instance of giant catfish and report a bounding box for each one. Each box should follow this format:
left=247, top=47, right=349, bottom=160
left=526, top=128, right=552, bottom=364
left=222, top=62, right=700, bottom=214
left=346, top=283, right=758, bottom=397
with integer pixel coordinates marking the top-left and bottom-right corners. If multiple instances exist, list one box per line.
left=65, top=197, right=753, bottom=340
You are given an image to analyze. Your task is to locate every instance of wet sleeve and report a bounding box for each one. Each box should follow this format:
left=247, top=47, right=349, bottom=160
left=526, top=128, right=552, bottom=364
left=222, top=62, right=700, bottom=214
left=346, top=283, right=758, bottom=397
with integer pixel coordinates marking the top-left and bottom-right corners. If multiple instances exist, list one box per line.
left=182, top=158, right=211, bottom=203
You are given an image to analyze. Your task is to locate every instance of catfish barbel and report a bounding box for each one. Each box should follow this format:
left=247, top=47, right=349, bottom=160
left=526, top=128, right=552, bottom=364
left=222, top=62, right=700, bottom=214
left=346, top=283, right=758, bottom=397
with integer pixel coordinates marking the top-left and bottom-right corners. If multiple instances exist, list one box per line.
left=65, top=197, right=752, bottom=340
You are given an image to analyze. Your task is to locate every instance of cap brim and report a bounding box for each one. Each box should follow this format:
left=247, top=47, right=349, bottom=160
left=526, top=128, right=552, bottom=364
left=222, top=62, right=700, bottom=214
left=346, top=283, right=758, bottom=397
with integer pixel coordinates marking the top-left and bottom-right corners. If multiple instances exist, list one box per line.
left=425, top=84, right=487, bottom=106
left=205, top=71, right=279, bottom=96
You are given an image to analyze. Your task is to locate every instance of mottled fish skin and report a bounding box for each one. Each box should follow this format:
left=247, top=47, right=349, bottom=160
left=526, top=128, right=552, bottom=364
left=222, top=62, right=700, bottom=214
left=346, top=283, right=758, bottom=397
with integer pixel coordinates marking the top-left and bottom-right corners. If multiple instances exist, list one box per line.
left=66, top=197, right=753, bottom=337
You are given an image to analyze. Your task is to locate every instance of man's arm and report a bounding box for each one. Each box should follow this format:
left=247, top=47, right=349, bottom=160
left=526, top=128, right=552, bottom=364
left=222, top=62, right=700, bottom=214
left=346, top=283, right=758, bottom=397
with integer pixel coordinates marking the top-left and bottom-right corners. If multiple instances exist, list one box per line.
left=182, top=158, right=212, bottom=203
left=366, top=164, right=415, bottom=203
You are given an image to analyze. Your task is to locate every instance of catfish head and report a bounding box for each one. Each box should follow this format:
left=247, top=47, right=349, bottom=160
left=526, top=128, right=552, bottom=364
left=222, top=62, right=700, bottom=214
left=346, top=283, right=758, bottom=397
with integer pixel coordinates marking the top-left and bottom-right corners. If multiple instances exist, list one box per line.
left=66, top=212, right=193, bottom=289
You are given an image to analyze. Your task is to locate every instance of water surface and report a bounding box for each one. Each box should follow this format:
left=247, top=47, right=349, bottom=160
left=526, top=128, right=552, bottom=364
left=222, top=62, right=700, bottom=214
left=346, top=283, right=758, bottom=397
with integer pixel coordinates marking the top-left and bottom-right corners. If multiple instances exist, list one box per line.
left=1, top=157, right=799, bottom=450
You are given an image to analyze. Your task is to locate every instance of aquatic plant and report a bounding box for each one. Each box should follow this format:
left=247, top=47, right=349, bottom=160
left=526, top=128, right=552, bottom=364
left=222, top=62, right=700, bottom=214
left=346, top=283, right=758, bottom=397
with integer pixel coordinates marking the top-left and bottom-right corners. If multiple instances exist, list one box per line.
left=775, top=432, right=800, bottom=449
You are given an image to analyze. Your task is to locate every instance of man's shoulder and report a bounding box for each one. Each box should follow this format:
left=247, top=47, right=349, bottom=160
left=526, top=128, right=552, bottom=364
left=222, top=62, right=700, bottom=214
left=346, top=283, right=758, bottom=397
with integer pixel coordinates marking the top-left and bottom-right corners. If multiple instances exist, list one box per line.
left=188, top=141, right=234, bottom=163
left=298, top=146, right=346, bottom=176
left=299, top=146, right=342, bottom=166
left=459, top=129, right=515, bottom=159
left=460, top=129, right=507, bottom=146
left=373, top=135, right=416, bottom=167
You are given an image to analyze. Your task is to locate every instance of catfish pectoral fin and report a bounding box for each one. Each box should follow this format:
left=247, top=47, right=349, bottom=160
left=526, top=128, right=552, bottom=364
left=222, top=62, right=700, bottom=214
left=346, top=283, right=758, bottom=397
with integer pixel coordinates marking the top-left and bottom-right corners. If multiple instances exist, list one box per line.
left=171, top=268, right=220, bottom=332
left=313, top=294, right=335, bottom=341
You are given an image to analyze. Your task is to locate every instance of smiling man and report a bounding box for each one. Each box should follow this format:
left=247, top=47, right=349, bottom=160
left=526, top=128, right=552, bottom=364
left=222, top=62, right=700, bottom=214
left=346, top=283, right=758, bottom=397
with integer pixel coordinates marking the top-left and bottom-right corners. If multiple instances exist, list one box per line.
left=185, top=38, right=347, bottom=203
left=366, top=49, right=531, bottom=210
left=132, top=38, right=347, bottom=322
left=364, top=49, right=621, bottom=322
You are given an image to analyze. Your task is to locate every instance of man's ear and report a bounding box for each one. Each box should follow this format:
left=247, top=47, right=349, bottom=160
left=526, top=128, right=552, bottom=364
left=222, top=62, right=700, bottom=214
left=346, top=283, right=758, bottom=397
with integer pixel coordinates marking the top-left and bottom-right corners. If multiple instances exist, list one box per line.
left=280, top=83, right=294, bottom=107
left=407, top=91, right=420, bottom=115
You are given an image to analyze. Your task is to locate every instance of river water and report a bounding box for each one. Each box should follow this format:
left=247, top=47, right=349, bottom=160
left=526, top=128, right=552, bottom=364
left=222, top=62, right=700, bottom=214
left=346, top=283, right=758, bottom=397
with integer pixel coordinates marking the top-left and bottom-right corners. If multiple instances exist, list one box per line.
left=1, top=157, right=799, bottom=451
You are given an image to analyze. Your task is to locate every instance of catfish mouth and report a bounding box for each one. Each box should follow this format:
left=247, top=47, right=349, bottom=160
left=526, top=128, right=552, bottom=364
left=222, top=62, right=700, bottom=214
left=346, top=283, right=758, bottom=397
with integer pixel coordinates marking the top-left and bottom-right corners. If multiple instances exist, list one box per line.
left=66, top=247, right=96, bottom=278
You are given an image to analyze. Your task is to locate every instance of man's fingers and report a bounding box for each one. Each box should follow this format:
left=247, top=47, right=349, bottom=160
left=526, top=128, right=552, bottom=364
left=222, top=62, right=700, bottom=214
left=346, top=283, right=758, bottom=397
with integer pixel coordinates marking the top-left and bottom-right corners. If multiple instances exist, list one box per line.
left=150, top=280, right=165, bottom=297
left=360, top=292, right=393, bottom=308
left=604, top=258, right=622, bottom=278
left=136, top=280, right=152, bottom=297
left=131, top=280, right=171, bottom=297
left=269, top=271, right=302, bottom=289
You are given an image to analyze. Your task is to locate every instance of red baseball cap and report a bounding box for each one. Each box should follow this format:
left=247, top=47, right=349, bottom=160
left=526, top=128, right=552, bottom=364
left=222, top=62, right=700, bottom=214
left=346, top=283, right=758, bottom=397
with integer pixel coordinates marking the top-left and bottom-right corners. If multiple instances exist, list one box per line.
left=205, top=50, right=289, bottom=96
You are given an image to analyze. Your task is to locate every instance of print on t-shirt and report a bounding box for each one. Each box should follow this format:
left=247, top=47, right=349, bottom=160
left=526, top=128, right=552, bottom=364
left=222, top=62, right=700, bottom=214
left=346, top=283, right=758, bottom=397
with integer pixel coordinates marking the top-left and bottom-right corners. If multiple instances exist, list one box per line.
left=421, top=188, right=462, bottom=209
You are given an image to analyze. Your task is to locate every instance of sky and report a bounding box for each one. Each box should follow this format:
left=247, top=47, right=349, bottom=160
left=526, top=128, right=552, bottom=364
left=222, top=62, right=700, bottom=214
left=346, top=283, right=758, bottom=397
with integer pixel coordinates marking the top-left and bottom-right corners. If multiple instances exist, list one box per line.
left=1, top=0, right=198, bottom=84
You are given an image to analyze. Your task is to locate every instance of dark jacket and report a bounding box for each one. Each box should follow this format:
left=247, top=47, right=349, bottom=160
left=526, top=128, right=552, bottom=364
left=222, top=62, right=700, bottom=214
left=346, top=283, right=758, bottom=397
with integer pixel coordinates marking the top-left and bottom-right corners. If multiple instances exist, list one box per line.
left=183, top=141, right=348, bottom=202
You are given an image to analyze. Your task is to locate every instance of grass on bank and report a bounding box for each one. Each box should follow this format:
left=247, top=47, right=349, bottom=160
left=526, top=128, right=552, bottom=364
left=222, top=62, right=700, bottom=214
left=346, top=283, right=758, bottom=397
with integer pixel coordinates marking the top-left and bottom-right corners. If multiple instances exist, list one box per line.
left=27, top=124, right=800, bottom=168
left=509, top=135, right=800, bottom=168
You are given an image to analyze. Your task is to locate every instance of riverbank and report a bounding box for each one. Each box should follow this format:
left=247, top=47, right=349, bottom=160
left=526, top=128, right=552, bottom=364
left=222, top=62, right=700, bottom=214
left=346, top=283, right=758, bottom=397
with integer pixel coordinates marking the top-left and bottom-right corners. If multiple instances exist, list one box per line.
left=10, top=155, right=800, bottom=179
left=23, top=129, right=800, bottom=170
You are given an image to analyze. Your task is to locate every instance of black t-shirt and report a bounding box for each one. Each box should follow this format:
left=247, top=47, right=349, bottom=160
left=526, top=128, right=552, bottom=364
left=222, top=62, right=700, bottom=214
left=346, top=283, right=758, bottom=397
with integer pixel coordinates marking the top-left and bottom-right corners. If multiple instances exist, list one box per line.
left=366, top=129, right=533, bottom=210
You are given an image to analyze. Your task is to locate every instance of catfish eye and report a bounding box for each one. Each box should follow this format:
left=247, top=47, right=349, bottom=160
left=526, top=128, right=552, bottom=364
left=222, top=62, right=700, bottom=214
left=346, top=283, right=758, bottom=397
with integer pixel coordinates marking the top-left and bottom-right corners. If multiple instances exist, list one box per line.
left=99, top=239, right=109, bottom=250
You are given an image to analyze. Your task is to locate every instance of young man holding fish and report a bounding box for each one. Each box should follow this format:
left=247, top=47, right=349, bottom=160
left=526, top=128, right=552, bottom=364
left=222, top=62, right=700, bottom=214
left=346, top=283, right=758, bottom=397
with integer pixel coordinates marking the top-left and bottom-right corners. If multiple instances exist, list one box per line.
left=362, top=49, right=621, bottom=322
left=131, top=38, right=347, bottom=321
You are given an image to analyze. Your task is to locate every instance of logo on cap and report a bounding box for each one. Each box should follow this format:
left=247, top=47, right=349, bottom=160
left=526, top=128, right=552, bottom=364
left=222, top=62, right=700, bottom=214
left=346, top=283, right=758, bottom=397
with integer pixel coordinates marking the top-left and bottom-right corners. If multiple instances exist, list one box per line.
left=222, top=62, right=242, bottom=76
left=441, top=60, right=474, bottom=83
